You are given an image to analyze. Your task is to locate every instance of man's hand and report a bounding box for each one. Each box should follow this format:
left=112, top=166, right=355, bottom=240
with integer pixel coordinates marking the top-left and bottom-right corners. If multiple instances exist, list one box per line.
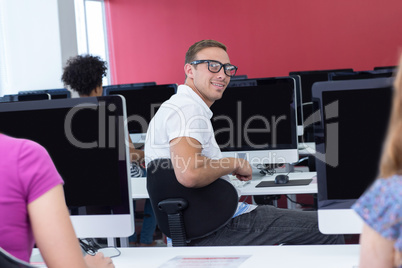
left=232, top=158, right=252, bottom=181
left=170, top=137, right=253, bottom=187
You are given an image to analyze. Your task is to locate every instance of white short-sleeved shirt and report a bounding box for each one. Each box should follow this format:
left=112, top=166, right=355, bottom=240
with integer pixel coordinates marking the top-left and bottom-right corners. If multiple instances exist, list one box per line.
left=144, top=84, right=256, bottom=216
left=145, top=84, right=222, bottom=165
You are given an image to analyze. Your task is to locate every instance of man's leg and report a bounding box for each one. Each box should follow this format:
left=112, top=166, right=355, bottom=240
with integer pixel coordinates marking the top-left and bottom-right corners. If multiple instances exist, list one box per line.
left=189, top=205, right=344, bottom=246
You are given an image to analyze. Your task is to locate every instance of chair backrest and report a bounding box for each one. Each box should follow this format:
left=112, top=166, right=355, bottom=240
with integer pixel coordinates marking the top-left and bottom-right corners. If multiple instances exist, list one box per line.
left=0, top=248, right=36, bottom=268
left=146, top=158, right=239, bottom=242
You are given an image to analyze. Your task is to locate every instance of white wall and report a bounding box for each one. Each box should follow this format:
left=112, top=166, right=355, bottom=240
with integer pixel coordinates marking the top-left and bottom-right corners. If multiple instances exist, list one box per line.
left=0, top=0, right=77, bottom=96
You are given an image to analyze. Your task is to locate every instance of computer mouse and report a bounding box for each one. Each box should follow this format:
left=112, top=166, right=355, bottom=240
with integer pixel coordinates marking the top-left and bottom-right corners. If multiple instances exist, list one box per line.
left=275, top=174, right=289, bottom=184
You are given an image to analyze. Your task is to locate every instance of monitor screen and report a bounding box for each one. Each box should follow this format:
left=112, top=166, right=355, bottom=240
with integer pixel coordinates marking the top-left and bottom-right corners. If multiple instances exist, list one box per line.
left=211, top=80, right=299, bottom=168
left=257, top=76, right=303, bottom=137
left=227, top=76, right=303, bottom=136
left=312, top=77, right=393, bottom=234
left=289, top=69, right=353, bottom=143
left=104, top=84, right=177, bottom=144
left=0, top=96, right=134, bottom=238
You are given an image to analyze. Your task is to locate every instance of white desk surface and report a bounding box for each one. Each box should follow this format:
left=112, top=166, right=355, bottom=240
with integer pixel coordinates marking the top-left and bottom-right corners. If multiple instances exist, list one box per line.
left=32, top=244, right=360, bottom=268
left=131, top=171, right=317, bottom=199
left=233, top=171, right=317, bottom=196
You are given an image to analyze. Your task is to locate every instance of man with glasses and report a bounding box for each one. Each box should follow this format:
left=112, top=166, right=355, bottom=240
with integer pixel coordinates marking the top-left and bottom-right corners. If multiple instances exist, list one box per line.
left=145, top=39, right=343, bottom=246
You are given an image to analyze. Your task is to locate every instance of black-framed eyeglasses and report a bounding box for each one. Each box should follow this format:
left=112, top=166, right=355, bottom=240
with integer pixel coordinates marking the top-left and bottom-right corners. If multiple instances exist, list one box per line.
left=190, top=60, right=238, bottom=77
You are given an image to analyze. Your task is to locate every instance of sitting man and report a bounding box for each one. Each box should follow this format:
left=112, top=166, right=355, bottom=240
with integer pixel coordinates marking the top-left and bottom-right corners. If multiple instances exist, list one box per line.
left=144, top=39, right=343, bottom=246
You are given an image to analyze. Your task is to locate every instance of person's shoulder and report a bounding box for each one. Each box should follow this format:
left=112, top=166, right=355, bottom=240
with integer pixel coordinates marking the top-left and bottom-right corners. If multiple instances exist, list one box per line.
left=162, top=93, right=204, bottom=115
left=165, top=89, right=193, bottom=104
left=3, top=135, right=48, bottom=157
left=376, top=175, right=402, bottom=189
left=0, top=134, right=35, bottom=148
left=18, top=137, right=45, bottom=152
left=382, top=175, right=402, bottom=199
left=361, top=176, right=402, bottom=207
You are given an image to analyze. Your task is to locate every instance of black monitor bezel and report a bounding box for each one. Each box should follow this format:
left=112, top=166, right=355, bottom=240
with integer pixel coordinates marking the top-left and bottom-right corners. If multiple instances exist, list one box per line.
left=17, top=88, right=71, bottom=100
left=212, top=77, right=298, bottom=153
left=227, top=76, right=303, bottom=134
left=312, top=77, right=394, bottom=210
left=104, top=83, right=177, bottom=134
left=289, top=69, right=354, bottom=143
left=0, top=95, right=132, bottom=215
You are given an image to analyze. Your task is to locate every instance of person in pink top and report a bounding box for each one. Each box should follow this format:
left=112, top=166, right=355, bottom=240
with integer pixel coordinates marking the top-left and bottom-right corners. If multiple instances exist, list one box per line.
left=0, top=133, right=114, bottom=268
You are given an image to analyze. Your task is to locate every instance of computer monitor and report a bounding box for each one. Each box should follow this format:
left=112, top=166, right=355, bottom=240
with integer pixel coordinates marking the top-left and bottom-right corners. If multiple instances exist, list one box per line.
left=18, top=93, right=51, bottom=101
left=211, top=80, right=299, bottom=169
left=288, top=75, right=303, bottom=137
left=45, top=88, right=71, bottom=99
left=230, top=74, right=248, bottom=80
left=0, top=94, right=18, bottom=103
left=1, top=92, right=51, bottom=102
left=289, top=69, right=354, bottom=143
left=104, top=83, right=177, bottom=145
left=227, top=76, right=303, bottom=137
left=0, top=95, right=134, bottom=239
left=329, top=70, right=394, bottom=81
left=103, top=82, right=157, bottom=93
left=373, top=66, right=396, bottom=71
left=18, top=88, right=71, bottom=100
left=312, top=77, right=393, bottom=234
left=227, top=78, right=257, bottom=88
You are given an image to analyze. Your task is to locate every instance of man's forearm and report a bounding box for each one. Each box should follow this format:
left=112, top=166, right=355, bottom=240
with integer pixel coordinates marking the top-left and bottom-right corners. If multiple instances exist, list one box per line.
left=172, top=155, right=239, bottom=188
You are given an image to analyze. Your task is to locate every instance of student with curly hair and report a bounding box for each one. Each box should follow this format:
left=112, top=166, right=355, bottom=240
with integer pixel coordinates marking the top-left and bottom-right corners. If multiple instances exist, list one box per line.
left=62, top=54, right=158, bottom=247
left=62, top=54, right=143, bottom=163
left=61, top=54, right=107, bottom=97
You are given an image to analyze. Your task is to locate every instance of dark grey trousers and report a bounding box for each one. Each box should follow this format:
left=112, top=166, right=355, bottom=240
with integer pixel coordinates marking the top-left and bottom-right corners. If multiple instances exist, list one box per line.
left=188, top=205, right=344, bottom=246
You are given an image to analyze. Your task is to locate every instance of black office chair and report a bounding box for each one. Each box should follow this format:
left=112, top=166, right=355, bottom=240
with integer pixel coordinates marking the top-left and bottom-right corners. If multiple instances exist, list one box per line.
left=0, top=248, right=36, bottom=268
left=146, top=158, right=239, bottom=246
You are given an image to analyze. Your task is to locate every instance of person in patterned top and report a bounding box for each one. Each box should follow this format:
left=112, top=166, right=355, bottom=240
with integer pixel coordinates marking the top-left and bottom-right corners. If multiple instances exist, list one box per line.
left=352, top=55, right=402, bottom=268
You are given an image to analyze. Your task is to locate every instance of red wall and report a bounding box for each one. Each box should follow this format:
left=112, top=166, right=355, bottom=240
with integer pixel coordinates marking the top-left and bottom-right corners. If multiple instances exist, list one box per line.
left=105, top=0, right=402, bottom=85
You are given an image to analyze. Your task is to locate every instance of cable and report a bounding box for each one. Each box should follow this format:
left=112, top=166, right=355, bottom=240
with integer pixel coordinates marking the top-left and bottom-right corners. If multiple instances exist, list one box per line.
left=255, top=164, right=276, bottom=176
left=79, top=239, right=98, bottom=256
left=79, top=238, right=121, bottom=258
left=292, top=156, right=309, bottom=166
left=301, top=102, right=314, bottom=107
left=255, top=157, right=309, bottom=176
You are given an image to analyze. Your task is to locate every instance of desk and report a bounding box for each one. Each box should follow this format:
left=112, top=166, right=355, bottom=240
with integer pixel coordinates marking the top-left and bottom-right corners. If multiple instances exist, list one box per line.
left=232, top=171, right=317, bottom=209
left=131, top=172, right=318, bottom=208
left=31, top=244, right=360, bottom=267
left=231, top=171, right=317, bottom=196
